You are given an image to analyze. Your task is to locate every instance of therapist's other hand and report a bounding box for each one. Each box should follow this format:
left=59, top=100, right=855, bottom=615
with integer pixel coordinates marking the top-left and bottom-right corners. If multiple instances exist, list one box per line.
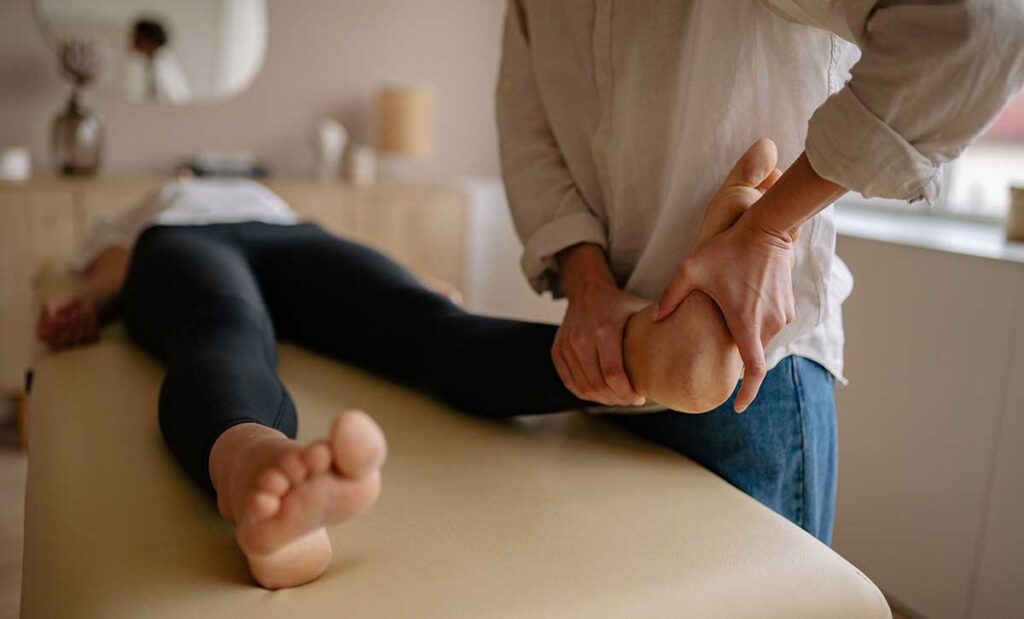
left=653, top=165, right=797, bottom=413
left=554, top=248, right=649, bottom=406
left=37, top=295, right=99, bottom=349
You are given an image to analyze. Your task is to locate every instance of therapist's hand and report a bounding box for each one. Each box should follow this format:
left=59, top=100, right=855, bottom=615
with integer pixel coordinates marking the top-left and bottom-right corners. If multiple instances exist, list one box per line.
left=652, top=150, right=846, bottom=412
left=555, top=243, right=649, bottom=406
left=653, top=212, right=796, bottom=413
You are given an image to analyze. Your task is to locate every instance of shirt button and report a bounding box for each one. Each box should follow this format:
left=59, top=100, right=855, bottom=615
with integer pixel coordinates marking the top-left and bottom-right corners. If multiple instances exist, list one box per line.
left=595, top=68, right=609, bottom=85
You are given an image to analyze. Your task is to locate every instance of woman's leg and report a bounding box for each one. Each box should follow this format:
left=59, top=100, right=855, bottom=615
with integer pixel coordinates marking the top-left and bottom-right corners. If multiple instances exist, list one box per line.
left=121, top=225, right=387, bottom=589
left=608, top=356, right=838, bottom=543
left=247, top=222, right=588, bottom=417
left=243, top=223, right=837, bottom=540
left=121, top=225, right=295, bottom=490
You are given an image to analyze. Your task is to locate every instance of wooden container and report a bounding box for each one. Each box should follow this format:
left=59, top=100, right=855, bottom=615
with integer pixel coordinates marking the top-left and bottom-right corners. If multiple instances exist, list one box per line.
left=375, top=85, right=435, bottom=161
left=1007, top=185, right=1024, bottom=243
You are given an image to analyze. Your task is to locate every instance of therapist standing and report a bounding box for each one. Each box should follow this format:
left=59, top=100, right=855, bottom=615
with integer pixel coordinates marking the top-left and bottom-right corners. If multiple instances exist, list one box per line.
left=497, top=0, right=1024, bottom=542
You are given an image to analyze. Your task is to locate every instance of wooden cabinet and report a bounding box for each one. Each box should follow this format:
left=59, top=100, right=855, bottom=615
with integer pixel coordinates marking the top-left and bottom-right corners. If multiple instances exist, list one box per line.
left=0, top=184, right=77, bottom=395
left=0, top=178, right=467, bottom=397
left=264, top=180, right=359, bottom=237
left=350, top=183, right=466, bottom=290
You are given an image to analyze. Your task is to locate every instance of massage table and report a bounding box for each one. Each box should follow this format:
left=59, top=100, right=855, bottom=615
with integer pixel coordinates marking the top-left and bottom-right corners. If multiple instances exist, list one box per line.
left=21, top=327, right=890, bottom=618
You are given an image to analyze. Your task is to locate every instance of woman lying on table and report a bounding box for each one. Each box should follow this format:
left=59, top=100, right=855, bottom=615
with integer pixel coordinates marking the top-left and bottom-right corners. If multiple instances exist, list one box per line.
left=39, top=142, right=780, bottom=589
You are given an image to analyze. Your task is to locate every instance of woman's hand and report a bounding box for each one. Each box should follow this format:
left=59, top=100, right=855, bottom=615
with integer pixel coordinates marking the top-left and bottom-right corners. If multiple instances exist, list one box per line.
left=554, top=244, right=649, bottom=406
left=37, top=295, right=100, bottom=349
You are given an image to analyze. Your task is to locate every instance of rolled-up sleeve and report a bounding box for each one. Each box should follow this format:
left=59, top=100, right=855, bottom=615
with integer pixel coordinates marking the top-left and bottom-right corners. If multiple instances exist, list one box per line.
left=496, top=0, right=607, bottom=296
left=767, top=0, right=1024, bottom=202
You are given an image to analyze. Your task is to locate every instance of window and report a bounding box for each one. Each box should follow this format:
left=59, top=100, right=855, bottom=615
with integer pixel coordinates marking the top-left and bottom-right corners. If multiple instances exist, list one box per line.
left=840, top=91, right=1024, bottom=222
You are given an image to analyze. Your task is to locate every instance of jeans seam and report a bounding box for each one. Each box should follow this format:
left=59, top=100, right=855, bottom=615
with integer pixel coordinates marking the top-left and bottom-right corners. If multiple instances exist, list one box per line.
left=790, top=358, right=808, bottom=531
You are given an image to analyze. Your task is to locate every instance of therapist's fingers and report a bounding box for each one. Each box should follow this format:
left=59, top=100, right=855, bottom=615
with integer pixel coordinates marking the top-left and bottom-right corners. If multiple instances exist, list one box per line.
left=552, top=339, right=584, bottom=400
left=719, top=139, right=778, bottom=192
left=729, top=319, right=768, bottom=414
left=596, top=333, right=643, bottom=406
left=653, top=259, right=700, bottom=322
left=567, top=344, right=617, bottom=405
left=757, top=168, right=782, bottom=193
left=556, top=355, right=585, bottom=401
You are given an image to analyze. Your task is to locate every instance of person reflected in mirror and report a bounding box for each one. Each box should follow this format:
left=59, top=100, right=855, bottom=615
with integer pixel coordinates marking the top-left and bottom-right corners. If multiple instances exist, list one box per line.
left=125, top=18, right=190, bottom=104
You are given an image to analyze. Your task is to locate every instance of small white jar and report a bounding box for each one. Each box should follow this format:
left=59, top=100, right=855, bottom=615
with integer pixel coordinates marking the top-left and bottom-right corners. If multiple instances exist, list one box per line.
left=348, top=145, right=377, bottom=187
left=0, top=147, right=31, bottom=182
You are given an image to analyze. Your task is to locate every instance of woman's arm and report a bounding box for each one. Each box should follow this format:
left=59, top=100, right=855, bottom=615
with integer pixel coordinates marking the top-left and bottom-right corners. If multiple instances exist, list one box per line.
left=77, top=247, right=130, bottom=317
left=80, top=247, right=130, bottom=317
left=37, top=247, right=130, bottom=349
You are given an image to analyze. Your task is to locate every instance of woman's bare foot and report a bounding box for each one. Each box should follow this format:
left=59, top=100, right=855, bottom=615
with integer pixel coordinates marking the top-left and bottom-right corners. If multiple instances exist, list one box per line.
left=209, top=411, right=387, bottom=589
left=623, top=139, right=782, bottom=413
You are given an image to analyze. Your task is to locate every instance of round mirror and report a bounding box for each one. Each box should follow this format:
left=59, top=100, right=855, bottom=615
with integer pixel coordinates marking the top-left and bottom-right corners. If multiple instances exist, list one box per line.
left=34, top=0, right=267, bottom=105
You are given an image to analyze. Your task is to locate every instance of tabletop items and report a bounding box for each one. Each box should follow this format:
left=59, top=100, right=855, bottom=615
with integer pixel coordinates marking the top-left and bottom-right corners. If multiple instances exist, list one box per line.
left=51, top=38, right=105, bottom=176
left=0, top=147, right=31, bottom=181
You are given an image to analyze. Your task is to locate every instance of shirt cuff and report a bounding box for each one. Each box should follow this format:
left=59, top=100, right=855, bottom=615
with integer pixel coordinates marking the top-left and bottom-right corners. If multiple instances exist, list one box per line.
left=521, top=211, right=608, bottom=297
left=805, top=87, right=943, bottom=203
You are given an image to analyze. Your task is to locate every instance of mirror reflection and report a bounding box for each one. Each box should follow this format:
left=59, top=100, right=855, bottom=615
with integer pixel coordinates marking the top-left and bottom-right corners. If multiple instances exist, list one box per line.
left=34, top=0, right=267, bottom=105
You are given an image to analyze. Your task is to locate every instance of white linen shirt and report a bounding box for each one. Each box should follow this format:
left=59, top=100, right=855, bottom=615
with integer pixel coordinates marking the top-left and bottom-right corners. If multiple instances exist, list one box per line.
left=497, top=0, right=1024, bottom=381
left=73, top=179, right=297, bottom=271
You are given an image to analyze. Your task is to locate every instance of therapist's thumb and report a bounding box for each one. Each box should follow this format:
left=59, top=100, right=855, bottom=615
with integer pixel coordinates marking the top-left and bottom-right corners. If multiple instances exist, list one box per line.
left=720, top=138, right=778, bottom=191
left=653, top=261, right=699, bottom=322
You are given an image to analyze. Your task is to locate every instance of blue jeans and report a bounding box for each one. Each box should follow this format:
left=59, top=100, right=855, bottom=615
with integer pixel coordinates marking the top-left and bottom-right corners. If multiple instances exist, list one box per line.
left=610, top=356, right=838, bottom=543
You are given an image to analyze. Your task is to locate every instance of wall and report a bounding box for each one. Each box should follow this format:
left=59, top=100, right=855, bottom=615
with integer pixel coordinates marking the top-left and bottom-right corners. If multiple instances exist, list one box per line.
left=463, top=179, right=566, bottom=323
left=0, top=0, right=505, bottom=178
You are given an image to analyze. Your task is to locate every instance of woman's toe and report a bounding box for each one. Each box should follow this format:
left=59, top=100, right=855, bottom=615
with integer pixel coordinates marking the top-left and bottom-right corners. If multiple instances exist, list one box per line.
left=257, top=468, right=291, bottom=497
left=330, top=411, right=388, bottom=478
left=302, top=443, right=332, bottom=475
left=246, top=491, right=281, bottom=522
left=278, top=451, right=308, bottom=484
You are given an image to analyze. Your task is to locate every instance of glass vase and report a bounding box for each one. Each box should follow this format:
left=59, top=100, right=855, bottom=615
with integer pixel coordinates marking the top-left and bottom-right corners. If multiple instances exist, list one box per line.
left=51, top=90, right=104, bottom=176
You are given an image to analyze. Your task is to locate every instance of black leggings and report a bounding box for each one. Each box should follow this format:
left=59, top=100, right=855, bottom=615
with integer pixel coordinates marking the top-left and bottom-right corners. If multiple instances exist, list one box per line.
left=120, top=222, right=587, bottom=491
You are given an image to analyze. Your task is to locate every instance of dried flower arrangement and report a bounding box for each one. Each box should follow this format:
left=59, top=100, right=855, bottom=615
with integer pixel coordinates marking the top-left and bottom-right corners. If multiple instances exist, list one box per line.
left=58, top=38, right=105, bottom=88
left=51, top=38, right=106, bottom=175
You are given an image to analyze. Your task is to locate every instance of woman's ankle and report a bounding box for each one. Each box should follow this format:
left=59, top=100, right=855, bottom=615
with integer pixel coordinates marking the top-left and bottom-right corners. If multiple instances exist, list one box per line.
left=209, top=423, right=288, bottom=500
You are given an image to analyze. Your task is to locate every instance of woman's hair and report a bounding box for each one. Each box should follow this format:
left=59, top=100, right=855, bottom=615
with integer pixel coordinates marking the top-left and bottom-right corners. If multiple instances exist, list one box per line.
left=133, top=19, right=168, bottom=49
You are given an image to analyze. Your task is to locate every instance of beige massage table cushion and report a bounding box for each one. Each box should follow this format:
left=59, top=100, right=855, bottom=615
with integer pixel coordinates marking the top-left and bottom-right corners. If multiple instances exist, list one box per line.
left=22, top=328, right=889, bottom=618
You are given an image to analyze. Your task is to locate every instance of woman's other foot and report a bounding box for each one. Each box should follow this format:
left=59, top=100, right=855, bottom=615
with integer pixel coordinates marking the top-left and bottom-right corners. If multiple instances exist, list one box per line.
left=209, top=411, right=387, bottom=589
